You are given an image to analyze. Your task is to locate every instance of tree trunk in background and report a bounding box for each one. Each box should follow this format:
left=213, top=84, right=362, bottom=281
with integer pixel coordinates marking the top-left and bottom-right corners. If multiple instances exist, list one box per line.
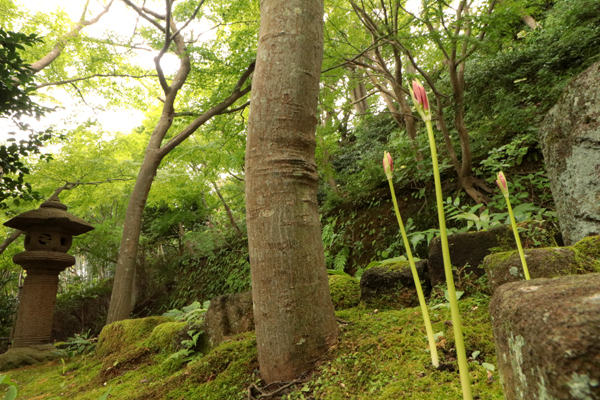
left=347, top=67, right=369, bottom=115
left=212, top=181, right=243, bottom=237
left=245, top=0, right=338, bottom=383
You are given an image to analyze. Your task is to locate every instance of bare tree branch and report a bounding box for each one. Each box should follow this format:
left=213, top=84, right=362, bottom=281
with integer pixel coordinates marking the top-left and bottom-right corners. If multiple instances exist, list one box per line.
left=0, top=230, right=23, bottom=257
left=169, top=0, right=206, bottom=42
left=142, top=6, right=166, bottom=20
left=122, top=0, right=166, bottom=33
left=158, top=61, right=255, bottom=156
left=30, top=0, right=115, bottom=73
left=36, top=73, right=158, bottom=88
left=174, top=100, right=250, bottom=117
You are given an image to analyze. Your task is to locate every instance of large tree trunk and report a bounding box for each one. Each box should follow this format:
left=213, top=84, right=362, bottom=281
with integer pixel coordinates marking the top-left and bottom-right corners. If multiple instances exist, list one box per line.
left=245, top=0, right=338, bottom=383
left=105, top=3, right=254, bottom=325
left=106, top=150, right=162, bottom=323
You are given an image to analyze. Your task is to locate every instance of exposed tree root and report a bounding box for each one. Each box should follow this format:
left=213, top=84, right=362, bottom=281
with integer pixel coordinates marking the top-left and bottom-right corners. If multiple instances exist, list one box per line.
left=247, top=378, right=309, bottom=400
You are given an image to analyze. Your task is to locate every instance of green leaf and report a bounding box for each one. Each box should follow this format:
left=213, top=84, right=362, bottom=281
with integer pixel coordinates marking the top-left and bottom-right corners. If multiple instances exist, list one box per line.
left=482, top=363, right=495, bottom=371
left=97, top=387, right=112, bottom=400
left=3, top=385, right=17, bottom=400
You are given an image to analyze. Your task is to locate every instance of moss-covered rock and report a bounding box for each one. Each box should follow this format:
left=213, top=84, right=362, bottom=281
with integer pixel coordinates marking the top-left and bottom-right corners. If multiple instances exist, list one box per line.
left=144, top=321, right=188, bottom=354
left=360, top=260, right=429, bottom=309
left=328, top=275, right=360, bottom=310
left=490, top=273, right=600, bottom=399
left=483, top=236, right=600, bottom=292
left=136, top=332, right=259, bottom=400
left=96, top=316, right=173, bottom=358
left=572, top=235, right=600, bottom=261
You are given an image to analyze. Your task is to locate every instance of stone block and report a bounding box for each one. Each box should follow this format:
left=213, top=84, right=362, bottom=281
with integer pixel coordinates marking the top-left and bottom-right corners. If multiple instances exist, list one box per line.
left=490, top=274, right=600, bottom=399
left=538, top=61, right=600, bottom=245
left=201, top=291, right=254, bottom=351
left=428, top=225, right=513, bottom=287
left=360, top=260, right=429, bottom=309
left=483, top=236, right=600, bottom=292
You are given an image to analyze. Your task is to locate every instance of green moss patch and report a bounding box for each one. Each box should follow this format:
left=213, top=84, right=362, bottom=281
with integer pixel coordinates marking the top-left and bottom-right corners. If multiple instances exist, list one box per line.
left=6, top=297, right=502, bottom=399
left=96, top=316, right=173, bottom=358
left=144, top=321, right=188, bottom=354
left=329, top=275, right=361, bottom=310
left=572, top=235, right=600, bottom=267
left=284, top=296, right=502, bottom=399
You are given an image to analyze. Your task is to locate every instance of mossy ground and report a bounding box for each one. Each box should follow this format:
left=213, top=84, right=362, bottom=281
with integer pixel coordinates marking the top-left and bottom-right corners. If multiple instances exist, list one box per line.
left=3, top=295, right=503, bottom=399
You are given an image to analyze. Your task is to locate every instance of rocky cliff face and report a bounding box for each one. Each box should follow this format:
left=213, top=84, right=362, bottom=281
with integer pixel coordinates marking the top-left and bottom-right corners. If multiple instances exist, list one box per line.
left=539, top=61, right=600, bottom=245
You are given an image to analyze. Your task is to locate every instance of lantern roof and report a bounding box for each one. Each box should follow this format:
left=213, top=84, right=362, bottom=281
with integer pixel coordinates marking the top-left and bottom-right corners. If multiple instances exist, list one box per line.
left=3, top=197, right=94, bottom=236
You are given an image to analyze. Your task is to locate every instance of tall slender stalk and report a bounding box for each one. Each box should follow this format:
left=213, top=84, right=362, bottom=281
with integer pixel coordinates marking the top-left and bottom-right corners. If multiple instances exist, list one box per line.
left=496, top=172, right=530, bottom=280
left=410, top=80, right=473, bottom=400
left=383, top=152, right=439, bottom=367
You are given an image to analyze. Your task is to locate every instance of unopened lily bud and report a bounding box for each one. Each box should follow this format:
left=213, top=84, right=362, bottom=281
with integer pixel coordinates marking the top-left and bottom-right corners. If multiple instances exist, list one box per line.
left=412, top=80, right=429, bottom=110
left=496, top=171, right=509, bottom=197
left=383, top=151, right=393, bottom=180
left=408, top=79, right=431, bottom=121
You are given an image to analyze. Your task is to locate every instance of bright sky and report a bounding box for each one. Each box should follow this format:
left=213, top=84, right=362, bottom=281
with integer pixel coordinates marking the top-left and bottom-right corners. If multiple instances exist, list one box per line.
left=2, top=0, right=185, bottom=141
left=4, top=0, right=422, bottom=143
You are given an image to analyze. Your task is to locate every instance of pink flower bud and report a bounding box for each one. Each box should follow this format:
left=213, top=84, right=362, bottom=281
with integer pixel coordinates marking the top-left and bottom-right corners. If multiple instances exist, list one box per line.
left=496, top=171, right=509, bottom=196
left=412, top=80, right=429, bottom=111
left=383, top=151, right=393, bottom=180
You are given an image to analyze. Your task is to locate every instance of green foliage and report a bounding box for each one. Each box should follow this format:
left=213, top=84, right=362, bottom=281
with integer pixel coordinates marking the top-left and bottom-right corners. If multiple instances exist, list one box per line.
left=63, top=331, right=97, bottom=357
left=0, top=271, right=17, bottom=338
left=0, top=28, right=43, bottom=118
left=162, top=300, right=210, bottom=322
left=0, top=27, right=55, bottom=208
left=0, top=374, right=17, bottom=400
left=160, top=301, right=210, bottom=366
left=167, top=240, right=251, bottom=311
left=466, top=0, right=600, bottom=142
left=330, top=114, right=399, bottom=200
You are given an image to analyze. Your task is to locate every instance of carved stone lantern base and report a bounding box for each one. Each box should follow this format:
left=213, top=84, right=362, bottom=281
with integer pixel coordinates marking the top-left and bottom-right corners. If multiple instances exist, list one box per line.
left=0, top=345, right=63, bottom=372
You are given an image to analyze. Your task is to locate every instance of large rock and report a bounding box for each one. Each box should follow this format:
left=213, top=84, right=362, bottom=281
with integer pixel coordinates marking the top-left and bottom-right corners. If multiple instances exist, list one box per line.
left=428, top=225, right=513, bottom=287
left=200, top=291, right=254, bottom=351
left=360, top=260, right=429, bottom=309
left=483, top=236, right=600, bottom=292
left=538, top=61, right=600, bottom=245
left=490, top=274, right=600, bottom=399
left=328, top=275, right=360, bottom=310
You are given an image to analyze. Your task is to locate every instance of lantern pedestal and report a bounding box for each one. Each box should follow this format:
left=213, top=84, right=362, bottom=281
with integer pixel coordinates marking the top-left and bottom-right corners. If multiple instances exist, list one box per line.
left=0, top=198, right=93, bottom=371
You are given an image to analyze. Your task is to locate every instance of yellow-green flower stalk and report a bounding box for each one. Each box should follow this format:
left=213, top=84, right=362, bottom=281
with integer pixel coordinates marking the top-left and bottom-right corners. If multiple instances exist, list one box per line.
left=383, top=151, right=439, bottom=368
left=409, top=79, right=473, bottom=400
left=496, top=171, right=531, bottom=280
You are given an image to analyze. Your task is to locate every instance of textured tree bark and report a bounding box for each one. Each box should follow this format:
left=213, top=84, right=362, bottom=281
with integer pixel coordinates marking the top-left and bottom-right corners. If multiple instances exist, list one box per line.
left=245, top=0, right=338, bottom=383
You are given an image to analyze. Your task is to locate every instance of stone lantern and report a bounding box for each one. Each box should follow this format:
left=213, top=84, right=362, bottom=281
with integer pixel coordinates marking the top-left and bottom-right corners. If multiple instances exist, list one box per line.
left=3, top=197, right=94, bottom=352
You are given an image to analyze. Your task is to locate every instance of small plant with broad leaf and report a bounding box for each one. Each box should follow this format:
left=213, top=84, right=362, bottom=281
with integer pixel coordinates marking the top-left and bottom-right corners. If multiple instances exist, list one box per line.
left=162, top=301, right=210, bottom=364
left=0, top=375, right=17, bottom=400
